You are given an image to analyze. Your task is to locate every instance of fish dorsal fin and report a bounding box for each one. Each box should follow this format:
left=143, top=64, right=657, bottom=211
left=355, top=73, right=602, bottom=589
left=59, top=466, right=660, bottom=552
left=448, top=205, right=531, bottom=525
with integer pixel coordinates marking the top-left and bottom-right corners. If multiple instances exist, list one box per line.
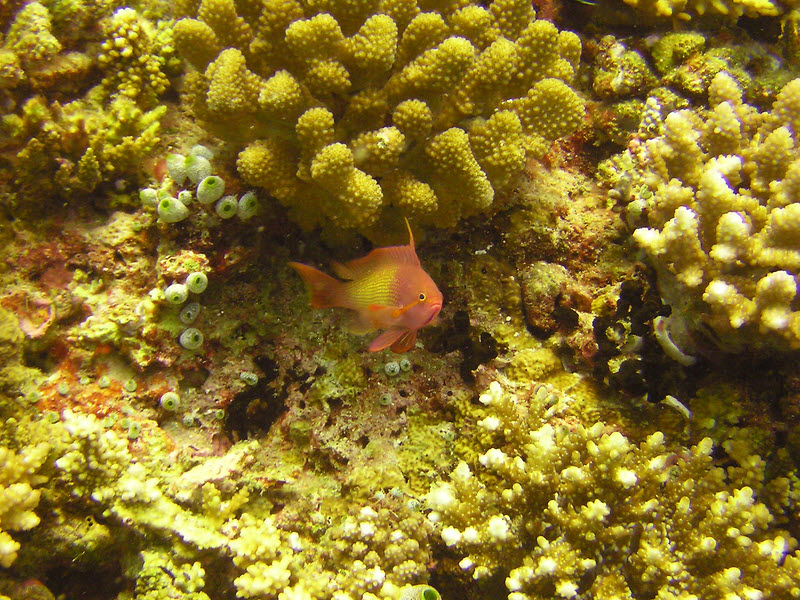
left=331, top=219, right=419, bottom=280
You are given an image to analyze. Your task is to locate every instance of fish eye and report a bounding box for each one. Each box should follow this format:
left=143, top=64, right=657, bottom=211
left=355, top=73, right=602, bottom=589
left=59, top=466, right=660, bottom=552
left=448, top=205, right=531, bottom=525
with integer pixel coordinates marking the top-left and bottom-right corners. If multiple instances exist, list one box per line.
left=419, top=293, right=426, bottom=301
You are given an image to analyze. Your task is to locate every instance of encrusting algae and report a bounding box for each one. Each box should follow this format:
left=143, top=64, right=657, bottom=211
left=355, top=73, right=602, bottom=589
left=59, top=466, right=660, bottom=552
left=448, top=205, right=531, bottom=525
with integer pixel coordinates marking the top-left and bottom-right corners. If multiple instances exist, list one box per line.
left=1, top=0, right=800, bottom=599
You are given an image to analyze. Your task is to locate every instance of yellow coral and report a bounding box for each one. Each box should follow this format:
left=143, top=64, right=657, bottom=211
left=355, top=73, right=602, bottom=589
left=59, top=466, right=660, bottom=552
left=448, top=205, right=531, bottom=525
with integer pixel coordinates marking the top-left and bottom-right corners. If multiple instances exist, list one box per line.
left=0, top=443, right=49, bottom=568
left=205, top=48, right=261, bottom=115
left=429, top=377, right=800, bottom=599
left=174, top=0, right=584, bottom=232
left=469, top=110, right=525, bottom=189
left=621, top=0, right=791, bottom=20
left=425, top=127, right=493, bottom=223
left=173, top=18, right=221, bottom=70
left=510, top=78, right=585, bottom=158
left=5, top=2, right=61, bottom=68
left=237, top=139, right=299, bottom=204
left=343, top=14, right=398, bottom=77
left=97, top=8, right=171, bottom=104
left=391, top=99, right=433, bottom=140
left=310, top=143, right=384, bottom=228
left=197, top=0, right=252, bottom=49
left=350, top=126, right=406, bottom=177
left=628, top=73, right=800, bottom=350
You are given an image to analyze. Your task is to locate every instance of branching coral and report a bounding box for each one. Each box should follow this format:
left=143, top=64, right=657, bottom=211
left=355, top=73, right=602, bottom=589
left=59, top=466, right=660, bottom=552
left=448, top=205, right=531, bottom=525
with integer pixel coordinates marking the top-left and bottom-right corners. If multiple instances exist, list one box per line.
left=0, top=443, right=49, bottom=568
left=96, top=7, right=174, bottom=106
left=7, top=94, right=165, bottom=201
left=174, top=0, right=584, bottom=232
left=625, top=73, right=800, bottom=351
left=0, top=2, right=174, bottom=205
left=28, top=406, right=439, bottom=599
left=618, top=0, right=800, bottom=21
left=427, top=377, right=800, bottom=600
left=0, top=2, right=173, bottom=101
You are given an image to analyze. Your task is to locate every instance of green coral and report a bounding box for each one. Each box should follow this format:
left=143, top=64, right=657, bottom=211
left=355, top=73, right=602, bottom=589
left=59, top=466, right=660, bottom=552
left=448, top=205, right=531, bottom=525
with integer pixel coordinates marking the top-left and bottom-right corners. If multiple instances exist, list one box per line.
left=427, top=377, right=800, bottom=599
left=174, top=0, right=584, bottom=232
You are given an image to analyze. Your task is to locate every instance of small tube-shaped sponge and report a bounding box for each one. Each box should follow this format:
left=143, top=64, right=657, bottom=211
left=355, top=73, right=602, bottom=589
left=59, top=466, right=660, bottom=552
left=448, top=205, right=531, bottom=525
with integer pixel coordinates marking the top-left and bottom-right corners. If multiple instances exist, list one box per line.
left=158, top=197, right=190, bottom=223
left=179, top=327, right=204, bottom=350
left=165, top=283, right=189, bottom=304
left=185, top=272, right=208, bottom=293
left=197, top=175, right=225, bottom=204
left=216, top=195, right=238, bottom=218
left=237, top=192, right=258, bottom=219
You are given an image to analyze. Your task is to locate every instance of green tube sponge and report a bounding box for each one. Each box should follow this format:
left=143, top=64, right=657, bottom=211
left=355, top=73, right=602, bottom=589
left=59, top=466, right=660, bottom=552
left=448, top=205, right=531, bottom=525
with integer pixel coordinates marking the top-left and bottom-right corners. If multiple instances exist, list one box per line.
left=158, top=197, right=190, bottom=223
left=165, top=283, right=189, bottom=304
left=237, top=192, right=258, bottom=219
left=179, top=302, right=202, bottom=324
left=197, top=175, right=225, bottom=204
left=166, top=153, right=188, bottom=185
left=159, top=391, right=181, bottom=411
left=179, top=327, right=204, bottom=350
left=185, top=155, right=213, bottom=184
left=185, top=272, right=208, bottom=293
left=215, top=195, right=238, bottom=219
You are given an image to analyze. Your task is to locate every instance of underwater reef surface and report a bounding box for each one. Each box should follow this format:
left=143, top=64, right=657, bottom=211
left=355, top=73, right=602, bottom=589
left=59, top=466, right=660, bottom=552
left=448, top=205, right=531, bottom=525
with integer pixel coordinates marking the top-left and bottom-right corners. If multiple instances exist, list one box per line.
left=1, top=0, right=800, bottom=599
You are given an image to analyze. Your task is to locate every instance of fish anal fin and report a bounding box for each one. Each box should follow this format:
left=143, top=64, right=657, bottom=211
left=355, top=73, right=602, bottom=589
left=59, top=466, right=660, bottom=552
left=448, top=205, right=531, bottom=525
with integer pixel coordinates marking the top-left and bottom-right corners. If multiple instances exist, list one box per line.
left=369, top=328, right=409, bottom=352
left=390, top=329, right=417, bottom=353
left=349, top=313, right=377, bottom=334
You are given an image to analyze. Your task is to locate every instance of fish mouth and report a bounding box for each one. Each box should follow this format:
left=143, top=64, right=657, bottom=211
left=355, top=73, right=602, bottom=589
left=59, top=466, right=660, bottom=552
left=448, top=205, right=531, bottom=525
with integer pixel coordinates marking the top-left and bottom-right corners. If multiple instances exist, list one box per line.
left=423, top=303, right=442, bottom=326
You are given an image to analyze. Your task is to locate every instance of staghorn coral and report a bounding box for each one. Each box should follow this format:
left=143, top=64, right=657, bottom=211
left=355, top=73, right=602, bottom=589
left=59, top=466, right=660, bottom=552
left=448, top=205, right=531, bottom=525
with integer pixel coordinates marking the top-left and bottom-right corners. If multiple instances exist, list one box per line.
left=174, top=0, right=584, bottom=232
left=623, top=72, right=800, bottom=351
left=427, top=376, right=800, bottom=600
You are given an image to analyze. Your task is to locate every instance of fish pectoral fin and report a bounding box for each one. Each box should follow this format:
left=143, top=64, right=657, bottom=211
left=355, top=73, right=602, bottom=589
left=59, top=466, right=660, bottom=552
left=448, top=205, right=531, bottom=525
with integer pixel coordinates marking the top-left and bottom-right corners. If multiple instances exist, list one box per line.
left=390, top=330, right=417, bottom=353
left=367, top=304, right=388, bottom=312
left=368, top=328, right=410, bottom=352
left=348, top=313, right=377, bottom=334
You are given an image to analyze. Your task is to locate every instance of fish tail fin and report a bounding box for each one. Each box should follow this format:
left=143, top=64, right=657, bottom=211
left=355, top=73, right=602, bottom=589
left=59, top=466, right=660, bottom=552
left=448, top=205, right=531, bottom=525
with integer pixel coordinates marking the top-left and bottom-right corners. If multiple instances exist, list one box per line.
left=288, top=262, right=342, bottom=308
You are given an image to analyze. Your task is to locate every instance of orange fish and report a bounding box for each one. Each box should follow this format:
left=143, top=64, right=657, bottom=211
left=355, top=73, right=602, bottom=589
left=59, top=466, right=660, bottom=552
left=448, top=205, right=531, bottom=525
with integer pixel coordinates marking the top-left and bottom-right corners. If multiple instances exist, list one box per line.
left=289, top=220, right=443, bottom=353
